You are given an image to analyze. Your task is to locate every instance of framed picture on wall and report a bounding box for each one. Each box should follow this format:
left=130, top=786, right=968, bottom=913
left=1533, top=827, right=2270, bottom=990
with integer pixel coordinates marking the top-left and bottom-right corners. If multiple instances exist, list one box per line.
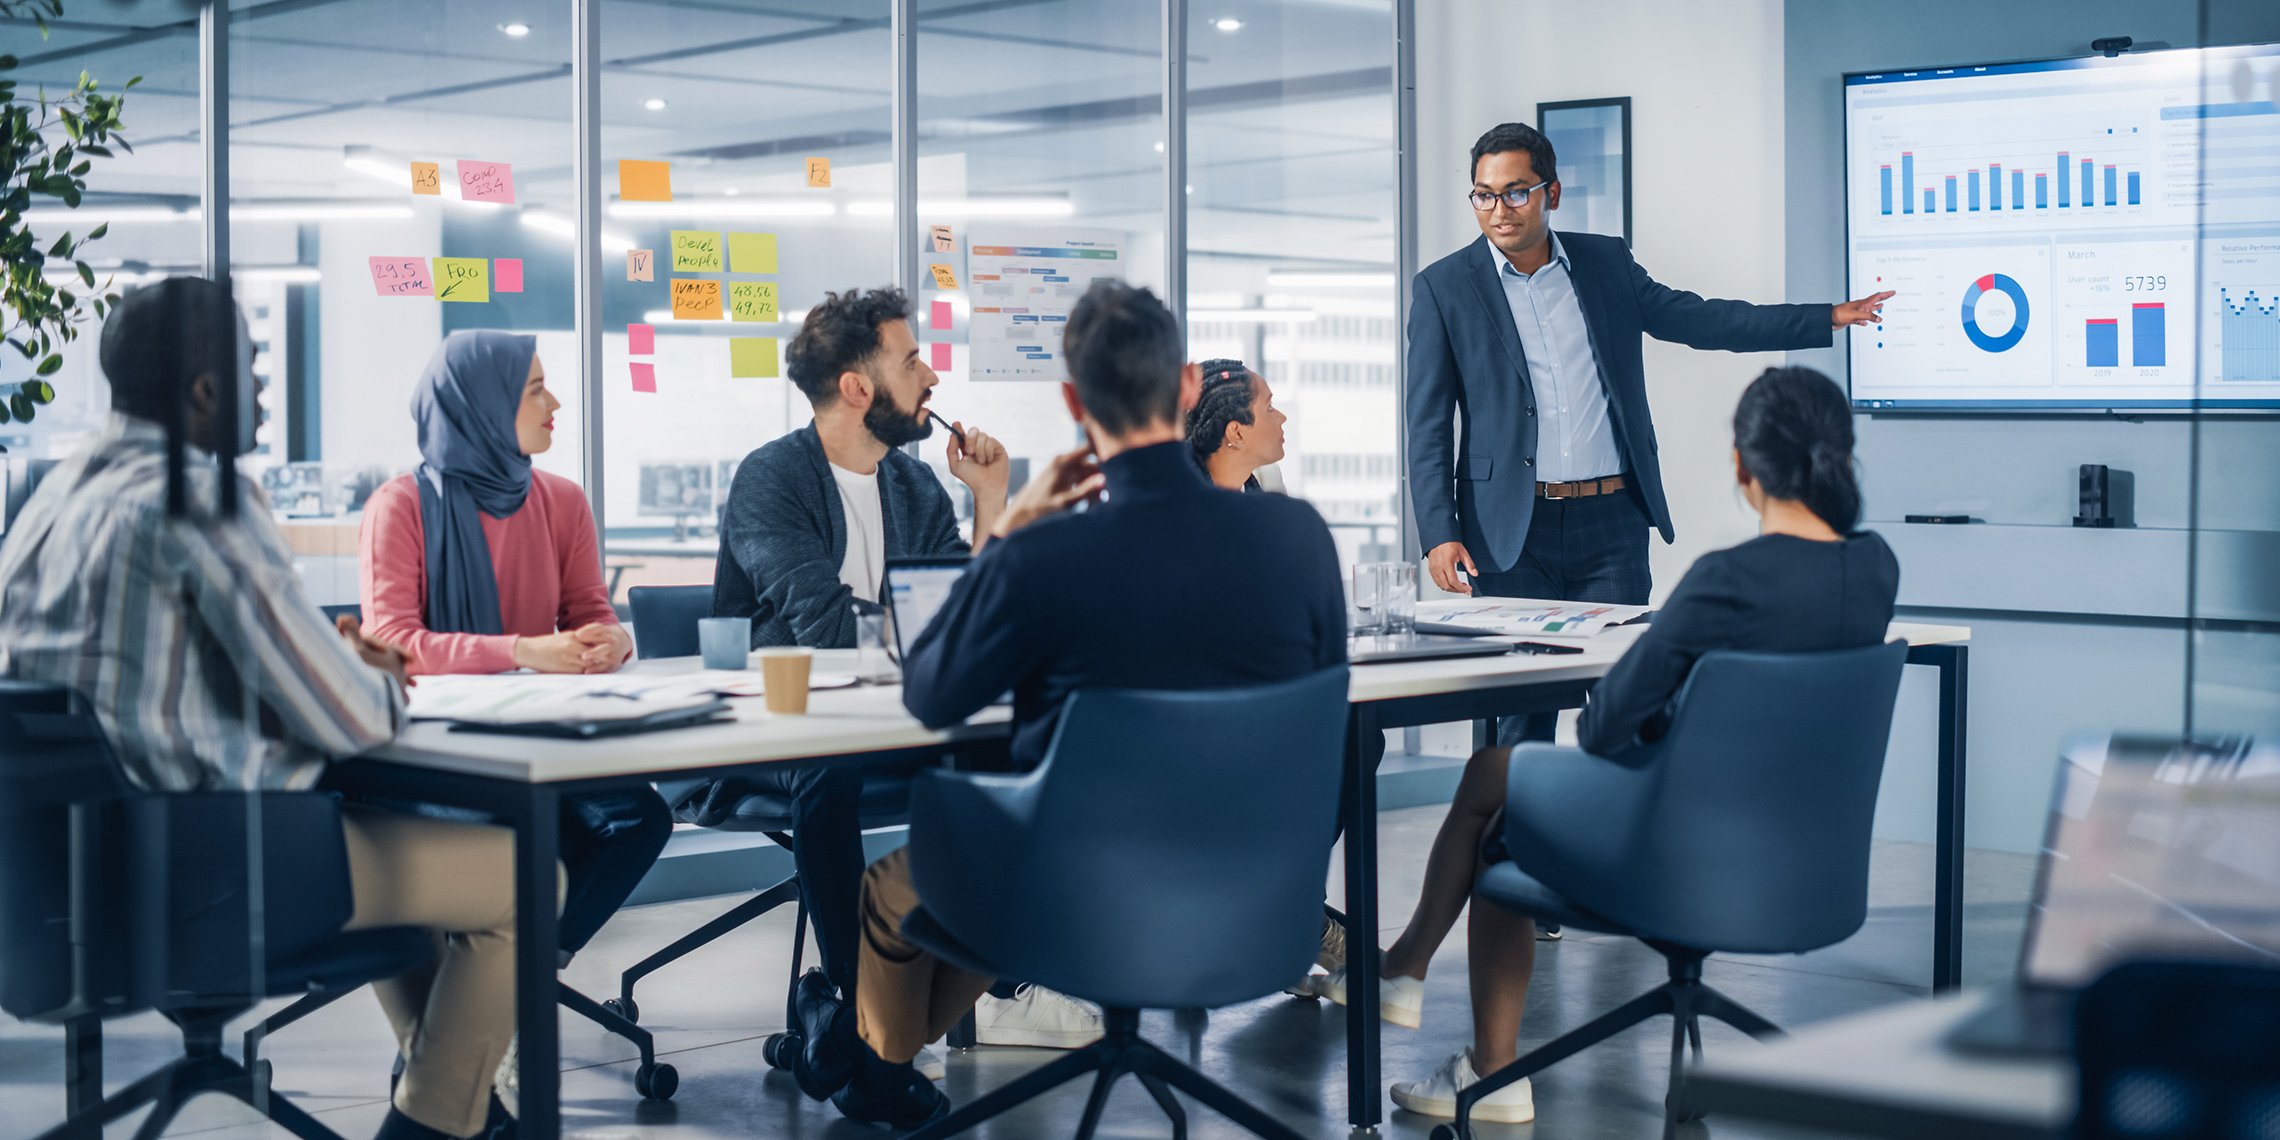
left=1537, top=97, right=1631, bottom=247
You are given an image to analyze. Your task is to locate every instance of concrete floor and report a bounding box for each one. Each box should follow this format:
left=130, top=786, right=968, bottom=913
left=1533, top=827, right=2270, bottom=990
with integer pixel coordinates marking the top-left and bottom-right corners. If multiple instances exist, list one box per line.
left=0, top=808, right=2036, bottom=1140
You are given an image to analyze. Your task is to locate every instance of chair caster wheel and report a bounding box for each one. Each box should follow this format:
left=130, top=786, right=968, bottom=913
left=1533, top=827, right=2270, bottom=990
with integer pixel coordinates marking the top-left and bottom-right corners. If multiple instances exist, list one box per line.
left=763, top=1032, right=801, bottom=1071
left=602, top=997, right=639, bottom=1025
left=252, top=1058, right=273, bottom=1095
left=1666, top=1097, right=1704, bottom=1123
left=635, top=1062, right=678, bottom=1100
left=1429, top=1124, right=1465, bottom=1140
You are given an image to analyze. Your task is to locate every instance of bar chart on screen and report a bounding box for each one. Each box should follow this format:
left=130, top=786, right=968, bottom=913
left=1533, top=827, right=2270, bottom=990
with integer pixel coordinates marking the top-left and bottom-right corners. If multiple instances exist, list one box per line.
left=2053, top=241, right=2192, bottom=384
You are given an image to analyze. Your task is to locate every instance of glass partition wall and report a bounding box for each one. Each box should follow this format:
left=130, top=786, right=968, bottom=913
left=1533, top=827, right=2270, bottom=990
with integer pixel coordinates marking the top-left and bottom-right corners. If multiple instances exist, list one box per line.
left=0, top=0, right=1405, bottom=601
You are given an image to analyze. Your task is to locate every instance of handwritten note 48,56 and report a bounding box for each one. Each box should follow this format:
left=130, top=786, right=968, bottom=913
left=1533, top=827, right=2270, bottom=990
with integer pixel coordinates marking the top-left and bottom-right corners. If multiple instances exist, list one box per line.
left=729, top=281, right=778, bottom=322
left=671, top=279, right=723, bottom=320
left=369, top=257, right=433, bottom=297
left=671, top=231, right=722, bottom=273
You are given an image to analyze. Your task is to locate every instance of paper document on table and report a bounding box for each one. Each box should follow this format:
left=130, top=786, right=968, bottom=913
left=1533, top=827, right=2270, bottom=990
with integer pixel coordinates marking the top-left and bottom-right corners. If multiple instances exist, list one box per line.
left=1415, top=599, right=1648, bottom=639
left=407, top=673, right=734, bottom=725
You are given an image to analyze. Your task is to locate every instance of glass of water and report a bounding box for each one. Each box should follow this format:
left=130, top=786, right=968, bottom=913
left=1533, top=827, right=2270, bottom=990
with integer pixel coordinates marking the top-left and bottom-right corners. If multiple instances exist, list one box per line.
left=854, top=606, right=900, bottom=684
left=1380, top=562, right=1418, bottom=634
left=1351, top=563, right=1386, bottom=635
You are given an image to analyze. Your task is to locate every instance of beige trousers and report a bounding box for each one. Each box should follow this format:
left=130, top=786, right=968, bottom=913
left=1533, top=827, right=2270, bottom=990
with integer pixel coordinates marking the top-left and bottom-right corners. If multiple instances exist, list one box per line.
left=855, top=848, right=997, bottom=1064
left=340, top=807, right=553, bottom=1139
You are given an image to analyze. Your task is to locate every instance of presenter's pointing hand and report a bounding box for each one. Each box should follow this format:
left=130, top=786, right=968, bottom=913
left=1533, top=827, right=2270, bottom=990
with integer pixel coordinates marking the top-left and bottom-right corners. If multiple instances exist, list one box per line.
left=1427, top=541, right=1478, bottom=596
left=1833, top=291, right=1895, bottom=328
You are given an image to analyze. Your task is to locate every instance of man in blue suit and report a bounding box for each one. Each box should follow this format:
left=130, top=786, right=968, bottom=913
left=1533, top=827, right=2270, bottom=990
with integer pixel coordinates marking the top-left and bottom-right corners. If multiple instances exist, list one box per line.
left=1407, top=122, right=1890, bottom=745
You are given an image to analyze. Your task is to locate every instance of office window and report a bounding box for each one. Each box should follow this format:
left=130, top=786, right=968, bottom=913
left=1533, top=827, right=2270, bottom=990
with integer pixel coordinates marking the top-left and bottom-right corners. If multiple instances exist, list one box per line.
left=1183, top=1, right=1398, bottom=569
left=599, top=0, right=892, bottom=600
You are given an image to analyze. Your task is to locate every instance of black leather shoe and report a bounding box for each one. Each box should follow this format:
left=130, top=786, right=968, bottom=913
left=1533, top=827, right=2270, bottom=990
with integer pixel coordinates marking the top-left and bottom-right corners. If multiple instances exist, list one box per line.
left=373, top=1107, right=455, bottom=1140
left=831, top=1055, right=951, bottom=1130
left=790, top=969, right=855, bottom=1101
left=482, top=1093, right=516, bottom=1140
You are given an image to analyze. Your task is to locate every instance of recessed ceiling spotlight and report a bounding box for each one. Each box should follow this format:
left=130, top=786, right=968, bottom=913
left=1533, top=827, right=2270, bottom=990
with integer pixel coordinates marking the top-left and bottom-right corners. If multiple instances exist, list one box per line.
left=497, top=22, right=531, bottom=36
left=643, top=98, right=667, bottom=111
left=1154, top=140, right=1165, bottom=152
left=724, top=187, right=740, bottom=196
left=1213, top=17, right=1243, bottom=32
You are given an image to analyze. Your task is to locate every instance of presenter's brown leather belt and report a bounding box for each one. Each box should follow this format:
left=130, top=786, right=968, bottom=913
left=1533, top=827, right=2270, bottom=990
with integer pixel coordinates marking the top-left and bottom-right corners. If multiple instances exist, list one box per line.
left=1536, top=475, right=1627, bottom=498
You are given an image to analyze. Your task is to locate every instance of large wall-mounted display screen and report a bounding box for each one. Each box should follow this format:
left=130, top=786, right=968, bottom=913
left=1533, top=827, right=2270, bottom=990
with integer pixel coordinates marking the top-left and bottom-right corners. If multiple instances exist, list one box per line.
left=1845, top=43, right=2280, bottom=409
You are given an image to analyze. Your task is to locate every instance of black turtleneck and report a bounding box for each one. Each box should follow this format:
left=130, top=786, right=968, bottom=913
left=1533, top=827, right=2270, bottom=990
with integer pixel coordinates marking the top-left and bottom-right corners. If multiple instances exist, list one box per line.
left=902, top=439, right=1348, bottom=770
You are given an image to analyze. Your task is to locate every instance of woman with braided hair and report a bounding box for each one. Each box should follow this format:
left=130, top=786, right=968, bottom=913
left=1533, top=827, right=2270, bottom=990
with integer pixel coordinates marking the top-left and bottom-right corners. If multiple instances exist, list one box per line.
left=1183, top=358, right=1287, bottom=492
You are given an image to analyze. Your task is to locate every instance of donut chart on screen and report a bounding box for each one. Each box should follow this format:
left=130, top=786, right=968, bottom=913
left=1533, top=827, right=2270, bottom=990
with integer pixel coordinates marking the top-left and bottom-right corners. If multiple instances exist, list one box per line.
left=1960, top=273, right=2030, bottom=353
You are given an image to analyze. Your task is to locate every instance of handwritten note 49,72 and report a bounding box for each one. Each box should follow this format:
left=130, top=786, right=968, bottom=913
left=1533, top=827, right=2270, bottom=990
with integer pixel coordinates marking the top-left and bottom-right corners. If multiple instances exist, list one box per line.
left=729, top=281, right=778, bottom=322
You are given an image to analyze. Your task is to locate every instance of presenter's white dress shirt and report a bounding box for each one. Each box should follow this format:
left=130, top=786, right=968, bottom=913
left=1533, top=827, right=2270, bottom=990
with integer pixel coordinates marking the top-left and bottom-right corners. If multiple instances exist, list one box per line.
left=1495, top=232, right=1624, bottom=483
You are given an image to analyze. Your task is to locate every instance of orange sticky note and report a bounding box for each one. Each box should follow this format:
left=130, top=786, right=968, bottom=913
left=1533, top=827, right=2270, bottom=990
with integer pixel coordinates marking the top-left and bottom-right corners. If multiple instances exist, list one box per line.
left=627, top=249, right=654, bottom=282
left=618, top=159, right=673, bottom=202
left=806, top=157, right=830, bottom=188
left=671, top=278, right=722, bottom=320
left=410, top=162, right=441, bottom=195
left=929, top=264, right=958, bottom=290
left=930, top=225, right=954, bottom=252
left=630, top=363, right=657, bottom=393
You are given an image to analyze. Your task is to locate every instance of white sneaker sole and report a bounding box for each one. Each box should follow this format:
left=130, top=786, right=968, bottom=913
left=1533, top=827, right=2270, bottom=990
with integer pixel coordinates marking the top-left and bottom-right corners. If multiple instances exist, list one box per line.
left=974, top=1026, right=1104, bottom=1049
left=1389, top=1085, right=1535, bottom=1123
left=1314, top=976, right=1423, bottom=1029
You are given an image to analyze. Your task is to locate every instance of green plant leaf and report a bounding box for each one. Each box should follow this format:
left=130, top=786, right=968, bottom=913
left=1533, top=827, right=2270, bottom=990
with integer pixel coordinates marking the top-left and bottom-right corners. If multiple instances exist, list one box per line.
left=35, top=354, right=59, bottom=375
left=10, top=393, right=33, bottom=422
left=75, top=260, right=91, bottom=288
left=24, top=379, right=53, bottom=404
left=0, top=403, right=13, bottom=426
left=85, top=222, right=105, bottom=240
left=45, top=232, right=68, bottom=257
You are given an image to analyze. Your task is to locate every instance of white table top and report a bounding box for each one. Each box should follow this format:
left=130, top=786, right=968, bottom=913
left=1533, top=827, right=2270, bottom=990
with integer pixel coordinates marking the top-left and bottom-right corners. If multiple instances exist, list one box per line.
left=364, top=624, right=1970, bottom=784
left=1686, top=990, right=2070, bottom=1137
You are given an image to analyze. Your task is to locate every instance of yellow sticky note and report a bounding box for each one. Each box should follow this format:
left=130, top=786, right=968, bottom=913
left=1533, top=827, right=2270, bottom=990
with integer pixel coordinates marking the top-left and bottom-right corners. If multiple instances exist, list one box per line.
left=730, top=337, right=779, bottom=378
left=929, top=264, right=959, bottom=290
left=726, top=232, right=777, bottom=274
left=432, top=257, right=489, bottom=303
left=618, top=159, right=673, bottom=202
left=729, top=281, right=778, bottom=322
left=806, top=157, right=830, bottom=188
left=671, top=231, right=722, bottom=272
left=671, top=278, right=722, bottom=320
left=410, top=162, right=441, bottom=195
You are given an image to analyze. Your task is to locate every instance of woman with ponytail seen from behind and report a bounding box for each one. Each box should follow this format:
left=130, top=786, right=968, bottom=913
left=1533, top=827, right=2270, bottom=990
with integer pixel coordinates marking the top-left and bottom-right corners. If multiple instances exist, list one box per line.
left=1384, top=365, right=1900, bottom=1126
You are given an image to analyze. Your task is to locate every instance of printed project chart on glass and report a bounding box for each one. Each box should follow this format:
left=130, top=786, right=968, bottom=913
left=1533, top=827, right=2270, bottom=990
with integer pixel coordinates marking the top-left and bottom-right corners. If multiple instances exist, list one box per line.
left=966, top=225, right=1125, bottom=378
left=1844, top=42, right=2280, bottom=408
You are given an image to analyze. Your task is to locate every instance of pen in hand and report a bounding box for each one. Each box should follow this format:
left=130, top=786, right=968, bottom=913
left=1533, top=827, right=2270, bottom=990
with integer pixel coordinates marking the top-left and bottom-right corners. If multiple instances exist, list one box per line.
left=927, top=409, right=965, bottom=446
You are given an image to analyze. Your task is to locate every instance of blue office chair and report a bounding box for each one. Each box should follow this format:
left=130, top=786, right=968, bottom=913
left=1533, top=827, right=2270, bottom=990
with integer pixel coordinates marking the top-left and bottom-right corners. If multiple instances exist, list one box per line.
left=628, top=584, right=712, bottom=658
left=892, top=666, right=1351, bottom=1140
left=1435, top=642, right=1910, bottom=1140
left=0, top=681, right=434, bottom=1140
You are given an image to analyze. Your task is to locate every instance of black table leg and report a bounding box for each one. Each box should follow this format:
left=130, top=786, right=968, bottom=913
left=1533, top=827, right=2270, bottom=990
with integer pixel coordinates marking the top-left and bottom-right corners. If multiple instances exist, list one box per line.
left=64, top=1015, right=99, bottom=1118
left=1344, top=706, right=1384, bottom=1131
left=1910, top=644, right=1969, bottom=993
left=516, top=785, right=562, bottom=1139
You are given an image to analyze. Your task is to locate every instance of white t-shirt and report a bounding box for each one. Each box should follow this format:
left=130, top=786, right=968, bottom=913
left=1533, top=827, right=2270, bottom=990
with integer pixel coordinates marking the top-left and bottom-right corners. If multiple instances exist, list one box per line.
left=830, top=462, right=885, bottom=603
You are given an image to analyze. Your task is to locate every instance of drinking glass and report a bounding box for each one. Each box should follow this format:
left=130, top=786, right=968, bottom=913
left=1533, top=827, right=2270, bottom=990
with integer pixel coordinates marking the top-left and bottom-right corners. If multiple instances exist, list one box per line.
left=1380, top=562, right=1418, bottom=634
left=1351, top=563, right=1386, bottom=635
left=854, top=606, right=900, bottom=684
left=697, top=616, right=751, bottom=670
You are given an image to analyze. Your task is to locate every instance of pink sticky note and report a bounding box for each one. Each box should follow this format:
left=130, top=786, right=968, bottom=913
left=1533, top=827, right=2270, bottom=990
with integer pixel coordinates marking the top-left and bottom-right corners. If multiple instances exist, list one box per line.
left=494, top=259, right=524, bottom=293
left=368, top=256, right=432, bottom=297
left=628, top=323, right=655, bottom=355
left=930, top=300, right=952, bottom=330
left=457, top=160, right=516, bottom=204
left=929, top=342, right=952, bottom=371
left=630, top=363, right=657, bottom=393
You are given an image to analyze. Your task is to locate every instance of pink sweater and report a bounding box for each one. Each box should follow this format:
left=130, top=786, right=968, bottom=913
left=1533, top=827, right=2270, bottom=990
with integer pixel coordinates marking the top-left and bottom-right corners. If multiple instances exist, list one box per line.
left=359, top=469, right=619, bottom=675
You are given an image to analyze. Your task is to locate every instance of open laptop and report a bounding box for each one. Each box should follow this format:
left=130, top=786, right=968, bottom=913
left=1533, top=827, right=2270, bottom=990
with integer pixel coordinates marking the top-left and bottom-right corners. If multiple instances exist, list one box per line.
left=1949, top=733, right=2280, bottom=1055
left=1347, top=632, right=1517, bottom=665
left=882, top=555, right=971, bottom=662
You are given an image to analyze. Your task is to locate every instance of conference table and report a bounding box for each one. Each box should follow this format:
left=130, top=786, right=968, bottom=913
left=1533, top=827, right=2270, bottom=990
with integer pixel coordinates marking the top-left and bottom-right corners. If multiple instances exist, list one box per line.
left=325, top=621, right=1970, bottom=1138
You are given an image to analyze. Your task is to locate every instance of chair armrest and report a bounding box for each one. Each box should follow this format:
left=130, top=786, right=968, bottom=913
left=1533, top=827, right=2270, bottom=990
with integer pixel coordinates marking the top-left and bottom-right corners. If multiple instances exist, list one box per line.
left=906, top=768, right=1043, bottom=928
left=1501, top=742, right=1661, bottom=897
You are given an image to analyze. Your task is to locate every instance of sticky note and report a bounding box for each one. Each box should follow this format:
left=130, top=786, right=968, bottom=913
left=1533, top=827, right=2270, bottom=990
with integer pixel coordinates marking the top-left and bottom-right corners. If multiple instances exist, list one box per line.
left=630, top=362, right=657, bottom=393
left=929, top=264, right=958, bottom=289
left=456, top=160, right=516, bottom=204
left=930, top=300, right=952, bottom=330
left=432, top=258, right=489, bottom=303
left=670, top=278, right=722, bottom=320
left=930, top=342, right=951, bottom=371
left=628, top=323, right=655, bottom=354
left=671, top=230, right=722, bottom=273
left=368, top=256, right=432, bottom=297
left=619, top=159, right=673, bottom=202
left=494, top=259, right=523, bottom=292
left=726, top=232, right=777, bottom=274
left=930, top=225, right=954, bottom=253
left=627, top=249, right=654, bottom=282
left=729, top=281, right=778, bottom=323
left=410, top=162, right=441, bottom=195
left=730, top=338, right=780, bottom=378
left=806, top=157, right=830, bottom=187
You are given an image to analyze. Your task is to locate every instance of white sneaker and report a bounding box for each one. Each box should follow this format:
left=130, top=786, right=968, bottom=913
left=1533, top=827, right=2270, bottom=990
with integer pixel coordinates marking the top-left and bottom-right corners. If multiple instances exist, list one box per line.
left=494, top=1033, right=519, bottom=1119
left=974, top=984, right=1104, bottom=1049
left=914, top=1044, right=946, bottom=1081
left=1391, top=1049, right=1534, bottom=1123
left=1309, top=969, right=1425, bottom=1029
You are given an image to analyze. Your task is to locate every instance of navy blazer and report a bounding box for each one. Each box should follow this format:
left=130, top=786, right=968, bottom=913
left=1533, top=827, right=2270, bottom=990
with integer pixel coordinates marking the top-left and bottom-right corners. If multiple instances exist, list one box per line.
left=1406, top=232, right=1834, bottom=574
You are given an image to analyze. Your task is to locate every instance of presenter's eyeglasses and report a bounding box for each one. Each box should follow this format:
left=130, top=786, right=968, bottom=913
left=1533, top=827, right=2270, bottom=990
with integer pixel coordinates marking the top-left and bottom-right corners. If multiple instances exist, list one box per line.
left=1469, top=180, right=1551, bottom=211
